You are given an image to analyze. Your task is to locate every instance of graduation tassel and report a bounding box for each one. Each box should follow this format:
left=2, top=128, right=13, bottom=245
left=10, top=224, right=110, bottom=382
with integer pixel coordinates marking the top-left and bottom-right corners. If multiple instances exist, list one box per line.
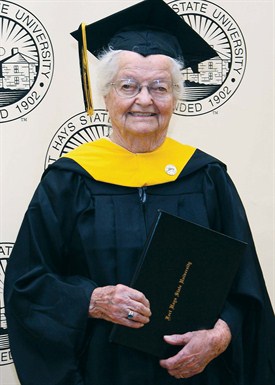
left=79, top=23, right=94, bottom=116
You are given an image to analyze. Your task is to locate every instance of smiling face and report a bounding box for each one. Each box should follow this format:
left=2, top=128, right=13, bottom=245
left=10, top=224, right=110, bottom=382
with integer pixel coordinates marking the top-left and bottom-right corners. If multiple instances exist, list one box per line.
left=104, top=51, right=176, bottom=152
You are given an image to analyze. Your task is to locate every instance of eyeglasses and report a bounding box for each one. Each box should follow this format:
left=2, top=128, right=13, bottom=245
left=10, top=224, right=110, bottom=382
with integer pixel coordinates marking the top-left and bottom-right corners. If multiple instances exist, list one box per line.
left=110, top=79, right=177, bottom=100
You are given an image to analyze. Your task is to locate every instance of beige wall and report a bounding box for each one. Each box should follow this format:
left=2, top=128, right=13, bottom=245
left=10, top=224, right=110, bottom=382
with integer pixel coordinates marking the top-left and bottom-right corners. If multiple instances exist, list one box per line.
left=1, top=0, right=274, bottom=383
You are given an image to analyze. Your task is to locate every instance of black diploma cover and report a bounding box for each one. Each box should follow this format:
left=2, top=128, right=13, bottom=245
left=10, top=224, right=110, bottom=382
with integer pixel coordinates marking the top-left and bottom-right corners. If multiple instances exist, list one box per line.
left=110, top=210, right=247, bottom=357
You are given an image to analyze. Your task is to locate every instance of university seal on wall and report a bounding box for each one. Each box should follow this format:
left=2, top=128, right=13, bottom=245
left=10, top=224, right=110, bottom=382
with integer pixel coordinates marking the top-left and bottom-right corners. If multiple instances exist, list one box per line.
left=166, top=0, right=246, bottom=116
left=0, top=243, right=14, bottom=365
left=0, top=1, right=54, bottom=123
left=45, top=109, right=111, bottom=168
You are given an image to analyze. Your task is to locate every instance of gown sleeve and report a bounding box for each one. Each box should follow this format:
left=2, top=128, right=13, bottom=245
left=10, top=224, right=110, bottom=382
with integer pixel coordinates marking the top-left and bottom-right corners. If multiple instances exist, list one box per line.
left=203, top=163, right=275, bottom=384
left=4, top=167, right=97, bottom=385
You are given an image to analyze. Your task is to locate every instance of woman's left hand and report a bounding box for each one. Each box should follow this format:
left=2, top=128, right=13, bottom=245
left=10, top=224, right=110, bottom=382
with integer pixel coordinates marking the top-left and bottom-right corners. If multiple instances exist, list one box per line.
left=159, top=319, right=231, bottom=379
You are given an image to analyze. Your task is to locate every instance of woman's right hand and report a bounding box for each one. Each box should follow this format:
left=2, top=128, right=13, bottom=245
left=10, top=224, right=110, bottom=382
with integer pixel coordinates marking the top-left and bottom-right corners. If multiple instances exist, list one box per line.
left=88, top=284, right=151, bottom=328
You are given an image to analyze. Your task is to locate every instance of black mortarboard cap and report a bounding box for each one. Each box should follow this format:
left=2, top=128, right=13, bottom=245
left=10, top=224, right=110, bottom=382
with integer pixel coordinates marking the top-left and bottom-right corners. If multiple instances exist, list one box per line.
left=71, top=0, right=217, bottom=114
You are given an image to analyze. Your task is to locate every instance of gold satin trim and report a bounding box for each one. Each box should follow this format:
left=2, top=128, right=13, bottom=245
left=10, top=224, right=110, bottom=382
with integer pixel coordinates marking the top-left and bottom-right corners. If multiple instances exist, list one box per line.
left=63, top=137, right=196, bottom=187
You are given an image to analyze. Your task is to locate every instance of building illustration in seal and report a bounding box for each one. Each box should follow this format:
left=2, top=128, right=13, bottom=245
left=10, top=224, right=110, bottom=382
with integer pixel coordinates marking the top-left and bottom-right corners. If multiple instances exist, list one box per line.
left=182, top=55, right=229, bottom=101
left=0, top=47, right=38, bottom=90
left=0, top=47, right=38, bottom=107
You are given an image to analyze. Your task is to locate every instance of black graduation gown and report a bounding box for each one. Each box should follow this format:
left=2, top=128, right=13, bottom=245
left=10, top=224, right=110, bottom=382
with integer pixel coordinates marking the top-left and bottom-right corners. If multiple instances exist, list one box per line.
left=4, top=149, right=275, bottom=385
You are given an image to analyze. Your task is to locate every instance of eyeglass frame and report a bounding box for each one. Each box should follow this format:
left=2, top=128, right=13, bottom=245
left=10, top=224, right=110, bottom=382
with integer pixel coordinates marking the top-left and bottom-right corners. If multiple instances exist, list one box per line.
left=109, top=78, right=179, bottom=100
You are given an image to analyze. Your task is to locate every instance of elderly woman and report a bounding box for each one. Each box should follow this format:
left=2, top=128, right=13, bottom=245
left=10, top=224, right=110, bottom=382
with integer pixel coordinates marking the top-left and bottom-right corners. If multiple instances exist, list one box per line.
left=4, top=1, right=275, bottom=385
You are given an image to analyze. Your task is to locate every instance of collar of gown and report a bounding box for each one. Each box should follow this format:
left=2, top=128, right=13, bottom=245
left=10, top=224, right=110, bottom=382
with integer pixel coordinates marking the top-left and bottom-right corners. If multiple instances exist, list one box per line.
left=63, top=137, right=196, bottom=187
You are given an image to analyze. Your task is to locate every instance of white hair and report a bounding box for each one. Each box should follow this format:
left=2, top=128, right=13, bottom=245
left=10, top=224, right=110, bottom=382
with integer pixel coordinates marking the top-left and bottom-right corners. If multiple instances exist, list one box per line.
left=96, top=48, right=184, bottom=101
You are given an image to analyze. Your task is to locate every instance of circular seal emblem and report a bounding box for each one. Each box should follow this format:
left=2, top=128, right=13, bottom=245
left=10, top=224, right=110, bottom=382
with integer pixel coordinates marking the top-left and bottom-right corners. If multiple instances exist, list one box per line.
left=166, top=0, right=247, bottom=116
left=45, top=109, right=111, bottom=168
left=0, top=1, right=54, bottom=123
left=0, top=242, right=14, bottom=365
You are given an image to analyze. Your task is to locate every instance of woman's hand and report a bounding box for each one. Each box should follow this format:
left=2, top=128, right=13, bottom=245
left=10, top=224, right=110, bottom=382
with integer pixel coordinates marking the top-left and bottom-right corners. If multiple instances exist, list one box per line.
left=88, top=284, right=151, bottom=328
left=159, top=319, right=231, bottom=379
